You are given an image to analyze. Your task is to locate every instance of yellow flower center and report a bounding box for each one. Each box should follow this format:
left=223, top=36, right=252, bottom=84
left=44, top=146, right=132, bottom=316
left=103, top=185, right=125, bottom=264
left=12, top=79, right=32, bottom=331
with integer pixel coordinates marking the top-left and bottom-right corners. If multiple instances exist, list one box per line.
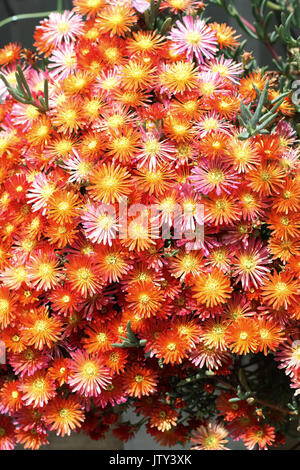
left=97, top=333, right=107, bottom=343
left=33, top=378, right=45, bottom=391
left=83, top=362, right=97, bottom=377
left=39, top=263, right=54, bottom=278
left=0, top=299, right=9, bottom=315
left=239, top=255, right=257, bottom=272
left=259, top=328, right=269, bottom=339
left=204, top=435, right=218, bottom=449
left=59, top=408, right=69, bottom=418
left=144, top=138, right=161, bottom=156
left=239, top=332, right=248, bottom=340
left=185, top=30, right=202, bottom=45
left=135, top=375, right=144, bottom=383
left=57, top=21, right=70, bottom=34
left=182, top=255, right=197, bottom=270
left=77, top=268, right=92, bottom=281
left=105, top=254, right=118, bottom=265
left=35, top=320, right=47, bottom=332
left=207, top=169, right=224, bottom=184
left=275, top=282, right=287, bottom=293
left=280, top=216, right=289, bottom=226
left=139, top=294, right=150, bottom=304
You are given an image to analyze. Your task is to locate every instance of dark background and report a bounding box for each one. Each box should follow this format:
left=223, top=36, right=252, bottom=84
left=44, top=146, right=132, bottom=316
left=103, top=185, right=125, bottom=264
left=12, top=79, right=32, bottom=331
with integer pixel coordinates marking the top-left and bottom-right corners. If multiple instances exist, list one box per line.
left=0, top=0, right=283, bottom=67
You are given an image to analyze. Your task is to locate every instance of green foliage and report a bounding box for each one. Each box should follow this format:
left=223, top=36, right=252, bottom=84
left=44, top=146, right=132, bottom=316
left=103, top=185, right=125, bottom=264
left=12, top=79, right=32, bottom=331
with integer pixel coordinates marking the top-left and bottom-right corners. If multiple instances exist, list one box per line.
left=206, top=0, right=300, bottom=82
left=0, top=66, right=49, bottom=113
left=238, top=80, right=290, bottom=140
left=111, top=321, right=146, bottom=349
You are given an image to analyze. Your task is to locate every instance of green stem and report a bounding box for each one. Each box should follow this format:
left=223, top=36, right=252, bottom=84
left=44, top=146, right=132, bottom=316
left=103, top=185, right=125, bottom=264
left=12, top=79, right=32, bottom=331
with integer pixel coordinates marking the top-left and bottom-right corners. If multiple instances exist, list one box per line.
left=267, top=1, right=283, bottom=10
left=134, top=417, right=148, bottom=431
left=57, top=0, right=63, bottom=13
left=0, top=11, right=54, bottom=29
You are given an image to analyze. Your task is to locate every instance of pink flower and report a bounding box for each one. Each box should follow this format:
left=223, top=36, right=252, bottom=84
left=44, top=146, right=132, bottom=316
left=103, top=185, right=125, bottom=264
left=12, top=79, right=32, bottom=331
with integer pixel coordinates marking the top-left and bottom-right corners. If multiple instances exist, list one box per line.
left=136, top=129, right=176, bottom=170
left=132, top=0, right=151, bottom=13
left=81, top=204, right=118, bottom=246
left=36, top=11, right=84, bottom=48
left=190, top=160, right=239, bottom=195
left=202, top=55, right=243, bottom=84
left=168, top=15, right=217, bottom=64
left=232, top=239, right=272, bottom=290
left=48, top=43, right=77, bottom=79
left=68, top=350, right=112, bottom=397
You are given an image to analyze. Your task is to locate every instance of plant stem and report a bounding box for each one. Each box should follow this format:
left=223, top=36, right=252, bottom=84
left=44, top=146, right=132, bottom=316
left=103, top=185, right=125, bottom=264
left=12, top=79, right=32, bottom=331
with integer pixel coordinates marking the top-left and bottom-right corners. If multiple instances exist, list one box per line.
left=253, top=397, right=295, bottom=416
left=265, top=40, right=280, bottom=62
left=0, top=11, right=54, bottom=29
left=134, top=417, right=148, bottom=430
left=240, top=15, right=257, bottom=34
left=211, top=377, right=295, bottom=416
left=288, top=441, right=300, bottom=451
left=57, top=0, right=63, bottom=13
left=267, top=1, right=283, bottom=10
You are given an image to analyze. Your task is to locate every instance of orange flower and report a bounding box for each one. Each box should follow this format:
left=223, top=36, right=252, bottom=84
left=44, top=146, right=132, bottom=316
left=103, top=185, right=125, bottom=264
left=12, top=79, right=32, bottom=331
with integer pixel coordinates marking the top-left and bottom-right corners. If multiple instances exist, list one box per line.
left=159, top=61, right=199, bottom=94
left=169, top=249, right=203, bottom=280
left=0, top=380, right=23, bottom=414
left=82, top=321, right=115, bottom=354
left=88, top=162, right=132, bottom=204
left=256, top=318, right=285, bottom=355
left=48, top=358, right=70, bottom=386
left=201, top=318, right=227, bottom=350
left=21, top=307, right=62, bottom=350
left=126, top=281, right=163, bottom=318
left=204, top=194, right=241, bottom=225
left=15, top=428, right=49, bottom=450
left=48, top=190, right=81, bottom=224
left=0, top=43, right=21, bottom=66
left=193, top=268, right=232, bottom=307
left=0, top=287, right=17, bottom=329
left=191, top=423, right=229, bottom=450
left=261, top=271, right=299, bottom=309
left=154, top=330, right=190, bottom=365
left=243, top=424, right=275, bottom=450
left=73, top=0, right=106, bottom=18
left=44, top=396, right=85, bottom=436
left=96, top=3, right=137, bottom=37
left=123, top=364, right=157, bottom=398
left=120, top=59, right=156, bottom=91
left=27, top=116, right=52, bottom=147
left=52, top=99, right=84, bottom=134
left=248, top=163, right=285, bottom=196
left=127, top=31, right=165, bottom=57
left=27, top=250, right=61, bottom=290
left=267, top=212, right=300, bottom=241
left=149, top=405, right=178, bottom=432
left=94, top=244, right=131, bottom=283
left=239, top=71, right=267, bottom=103
left=226, top=318, right=259, bottom=354
left=66, top=256, right=102, bottom=297
left=19, top=371, right=56, bottom=408
left=209, top=23, right=240, bottom=50
left=103, top=348, right=128, bottom=374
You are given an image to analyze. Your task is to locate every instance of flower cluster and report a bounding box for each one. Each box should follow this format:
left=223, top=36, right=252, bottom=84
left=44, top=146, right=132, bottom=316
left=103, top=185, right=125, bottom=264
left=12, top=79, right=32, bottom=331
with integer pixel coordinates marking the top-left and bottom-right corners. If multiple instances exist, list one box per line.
left=0, top=0, right=299, bottom=451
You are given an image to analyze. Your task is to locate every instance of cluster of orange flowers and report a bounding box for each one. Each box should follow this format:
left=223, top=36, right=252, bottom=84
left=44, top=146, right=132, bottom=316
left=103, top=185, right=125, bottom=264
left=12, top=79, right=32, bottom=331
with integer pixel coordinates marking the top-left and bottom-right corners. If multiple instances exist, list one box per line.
left=0, top=0, right=299, bottom=451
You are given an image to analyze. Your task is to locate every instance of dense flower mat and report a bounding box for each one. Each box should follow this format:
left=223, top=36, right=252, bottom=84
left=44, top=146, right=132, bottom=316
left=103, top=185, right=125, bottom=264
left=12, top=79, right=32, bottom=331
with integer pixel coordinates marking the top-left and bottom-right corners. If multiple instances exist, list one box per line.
left=0, top=0, right=299, bottom=451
